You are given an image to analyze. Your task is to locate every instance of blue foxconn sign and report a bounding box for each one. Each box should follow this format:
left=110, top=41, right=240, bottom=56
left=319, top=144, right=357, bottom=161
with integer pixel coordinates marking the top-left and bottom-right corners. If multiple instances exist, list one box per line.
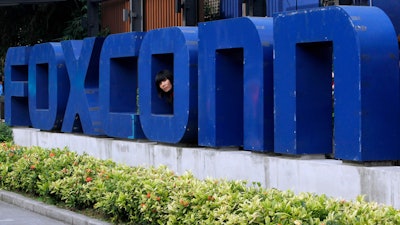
left=4, top=6, right=400, bottom=162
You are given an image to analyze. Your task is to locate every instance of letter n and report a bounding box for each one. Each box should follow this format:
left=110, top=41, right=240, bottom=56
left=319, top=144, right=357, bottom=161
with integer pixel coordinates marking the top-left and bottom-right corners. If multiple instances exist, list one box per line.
left=274, top=6, right=400, bottom=161
left=198, top=17, right=274, bottom=151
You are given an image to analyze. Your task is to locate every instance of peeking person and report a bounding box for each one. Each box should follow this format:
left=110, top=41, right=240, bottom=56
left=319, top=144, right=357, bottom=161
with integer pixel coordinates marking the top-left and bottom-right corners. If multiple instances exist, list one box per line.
left=155, top=69, right=174, bottom=103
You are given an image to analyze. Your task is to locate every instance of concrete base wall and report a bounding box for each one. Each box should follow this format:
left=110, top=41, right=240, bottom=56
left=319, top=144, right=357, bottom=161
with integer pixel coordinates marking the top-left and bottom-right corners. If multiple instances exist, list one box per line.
left=12, top=127, right=400, bottom=209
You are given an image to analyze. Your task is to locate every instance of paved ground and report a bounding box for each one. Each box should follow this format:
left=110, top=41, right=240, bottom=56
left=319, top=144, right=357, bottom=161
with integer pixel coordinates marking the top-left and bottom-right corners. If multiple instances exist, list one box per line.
left=0, top=190, right=110, bottom=225
left=0, top=201, right=68, bottom=225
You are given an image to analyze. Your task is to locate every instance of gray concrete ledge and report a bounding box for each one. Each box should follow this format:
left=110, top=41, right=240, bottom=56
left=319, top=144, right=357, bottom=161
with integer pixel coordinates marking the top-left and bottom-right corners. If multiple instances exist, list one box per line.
left=0, top=190, right=110, bottom=225
left=12, top=127, right=400, bottom=209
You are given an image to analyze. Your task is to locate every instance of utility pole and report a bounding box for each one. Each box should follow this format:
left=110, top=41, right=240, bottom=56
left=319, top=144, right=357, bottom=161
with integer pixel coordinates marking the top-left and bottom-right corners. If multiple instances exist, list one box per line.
left=87, top=0, right=100, bottom=37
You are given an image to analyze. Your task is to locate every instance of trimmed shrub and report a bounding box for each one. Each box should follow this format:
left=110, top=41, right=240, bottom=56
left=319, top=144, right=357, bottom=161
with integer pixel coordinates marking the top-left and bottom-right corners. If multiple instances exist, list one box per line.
left=1, top=144, right=400, bottom=225
left=0, top=122, right=13, bottom=142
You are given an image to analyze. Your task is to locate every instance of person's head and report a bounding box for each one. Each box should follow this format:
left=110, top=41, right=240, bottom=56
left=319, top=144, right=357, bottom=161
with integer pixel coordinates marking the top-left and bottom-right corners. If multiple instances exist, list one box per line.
left=155, top=69, right=173, bottom=98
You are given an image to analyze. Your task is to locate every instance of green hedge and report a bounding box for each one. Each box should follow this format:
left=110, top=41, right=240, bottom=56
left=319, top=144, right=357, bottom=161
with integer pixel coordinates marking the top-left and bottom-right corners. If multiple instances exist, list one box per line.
left=0, top=122, right=13, bottom=143
left=0, top=143, right=399, bottom=224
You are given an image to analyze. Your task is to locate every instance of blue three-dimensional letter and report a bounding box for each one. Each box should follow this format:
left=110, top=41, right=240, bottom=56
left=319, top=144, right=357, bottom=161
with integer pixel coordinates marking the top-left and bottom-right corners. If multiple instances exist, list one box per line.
left=274, top=6, right=400, bottom=160
left=138, top=27, right=198, bottom=143
left=99, top=32, right=146, bottom=139
left=61, top=37, right=105, bottom=135
left=28, top=43, right=69, bottom=130
left=198, top=17, right=274, bottom=151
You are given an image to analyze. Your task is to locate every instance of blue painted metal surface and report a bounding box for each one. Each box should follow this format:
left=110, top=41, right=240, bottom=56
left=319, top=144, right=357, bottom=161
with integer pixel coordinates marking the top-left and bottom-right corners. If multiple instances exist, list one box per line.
left=28, top=43, right=69, bottom=130
left=266, top=0, right=400, bottom=40
left=266, top=0, right=319, bottom=17
left=372, top=0, right=400, bottom=39
left=99, top=32, right=145, bottom=139
left=61, top=37, right=105, bottom=135
left=198, top=17, right=274, bottom=151
left=274, top=6, right=400, bottom=161
left=220, top=0, right=242, bottom=18
left=4, top=5, right=400, bottom=162
left=138, top=27, right=198, bottom=143
left=4, top=47, right=32, bottom=126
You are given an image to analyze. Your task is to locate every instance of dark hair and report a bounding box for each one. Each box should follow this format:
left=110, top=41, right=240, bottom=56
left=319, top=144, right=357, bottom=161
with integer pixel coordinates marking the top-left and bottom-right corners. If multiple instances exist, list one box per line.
left=155, top=69, right=174, bottom=100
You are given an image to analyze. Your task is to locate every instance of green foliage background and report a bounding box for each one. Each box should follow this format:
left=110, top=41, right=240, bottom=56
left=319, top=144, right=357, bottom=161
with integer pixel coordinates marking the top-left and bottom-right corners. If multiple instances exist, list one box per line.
left=0, top=0, right=89, bottom=79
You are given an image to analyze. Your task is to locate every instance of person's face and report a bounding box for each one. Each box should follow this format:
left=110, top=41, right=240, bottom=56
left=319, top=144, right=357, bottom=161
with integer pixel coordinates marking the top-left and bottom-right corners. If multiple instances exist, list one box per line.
left=159, top=79, right=172, bottom=93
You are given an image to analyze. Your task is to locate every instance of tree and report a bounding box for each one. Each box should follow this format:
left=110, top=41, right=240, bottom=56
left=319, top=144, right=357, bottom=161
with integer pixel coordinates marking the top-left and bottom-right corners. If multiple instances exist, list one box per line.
left=0, top=0, right=88, bottom=78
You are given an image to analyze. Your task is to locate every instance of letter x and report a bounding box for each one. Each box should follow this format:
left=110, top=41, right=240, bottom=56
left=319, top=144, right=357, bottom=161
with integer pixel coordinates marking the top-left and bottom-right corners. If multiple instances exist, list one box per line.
left=61, top=38, right=105, bottom=135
